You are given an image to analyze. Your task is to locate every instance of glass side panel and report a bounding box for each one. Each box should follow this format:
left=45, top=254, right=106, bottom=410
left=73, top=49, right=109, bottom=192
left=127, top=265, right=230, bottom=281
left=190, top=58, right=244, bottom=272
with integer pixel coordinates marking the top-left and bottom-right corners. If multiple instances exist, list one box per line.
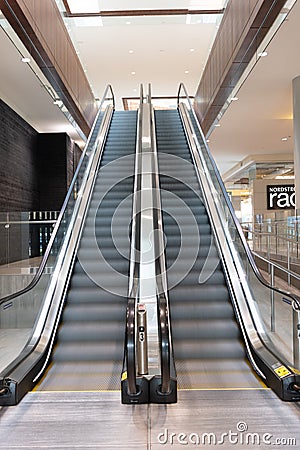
left=0, top=211, right=58, bottom=297
left=0, top=88, right=114, bottom=374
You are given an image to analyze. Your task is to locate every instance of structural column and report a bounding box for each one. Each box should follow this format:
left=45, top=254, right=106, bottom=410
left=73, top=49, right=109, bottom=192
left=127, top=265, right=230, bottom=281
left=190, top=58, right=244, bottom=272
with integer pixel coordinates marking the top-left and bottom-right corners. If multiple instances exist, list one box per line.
left=292, top=76, right=300, bottom=211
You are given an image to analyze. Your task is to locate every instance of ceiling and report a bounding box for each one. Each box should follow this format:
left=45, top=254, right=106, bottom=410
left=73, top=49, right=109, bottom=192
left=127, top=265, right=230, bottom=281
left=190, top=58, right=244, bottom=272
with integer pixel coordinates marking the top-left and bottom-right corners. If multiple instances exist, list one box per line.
left=0, top=0, right=299, bottom=178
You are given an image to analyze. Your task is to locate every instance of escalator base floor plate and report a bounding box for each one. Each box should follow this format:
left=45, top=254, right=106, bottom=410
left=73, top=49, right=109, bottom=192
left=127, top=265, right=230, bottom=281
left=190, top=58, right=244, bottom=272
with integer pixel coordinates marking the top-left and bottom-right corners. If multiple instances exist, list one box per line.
left=34, top=361, right=122, bottom=392
left=176, top=359, right=266, bottom=390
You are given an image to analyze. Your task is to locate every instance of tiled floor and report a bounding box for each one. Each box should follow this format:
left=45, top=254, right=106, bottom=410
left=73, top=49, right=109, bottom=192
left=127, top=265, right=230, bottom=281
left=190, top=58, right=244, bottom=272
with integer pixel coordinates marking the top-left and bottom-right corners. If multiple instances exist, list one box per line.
left=0, top=390, right=299, bottom=449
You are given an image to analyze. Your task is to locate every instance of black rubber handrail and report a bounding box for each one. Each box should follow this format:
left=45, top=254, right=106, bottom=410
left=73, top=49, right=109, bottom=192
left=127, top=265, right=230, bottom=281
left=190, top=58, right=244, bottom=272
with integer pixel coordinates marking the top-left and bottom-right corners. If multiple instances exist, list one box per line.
left=0, top=85, right=115, bottom=307
left=177, top=82, right=300, bottom=312
left=149, top=84, right=175, bottom=394
left=124, top=84, right=144, bottom=395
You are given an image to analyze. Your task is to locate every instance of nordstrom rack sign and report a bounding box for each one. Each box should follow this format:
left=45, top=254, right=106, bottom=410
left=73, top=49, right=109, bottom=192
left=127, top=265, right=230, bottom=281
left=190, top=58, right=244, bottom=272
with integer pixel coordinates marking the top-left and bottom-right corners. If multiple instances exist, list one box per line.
left=267, top=184, right=295, bottom=210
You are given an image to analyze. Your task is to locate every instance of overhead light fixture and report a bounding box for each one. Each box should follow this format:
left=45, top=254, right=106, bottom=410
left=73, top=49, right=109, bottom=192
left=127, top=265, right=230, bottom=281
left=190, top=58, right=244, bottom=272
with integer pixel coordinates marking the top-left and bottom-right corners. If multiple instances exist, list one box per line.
left=67, top=0, right=99, bottom=14
left=190, top=48, right=195, bottom=52
left=21, top=56, right=31, bottom=63
left=215, top=123, right=221, bottom=127
left=258, top=51, right=268, bottom=57
left=131, top=71, right=136, bottom=75
left=129, top=50, right=134, bottom=54
left=281, top=137, right=288, bottom=141
left=185, top=70, right=189, bottom=74
left=230, top=96, right=238, bottom=101
left=53, top=99, right=63, bottom=107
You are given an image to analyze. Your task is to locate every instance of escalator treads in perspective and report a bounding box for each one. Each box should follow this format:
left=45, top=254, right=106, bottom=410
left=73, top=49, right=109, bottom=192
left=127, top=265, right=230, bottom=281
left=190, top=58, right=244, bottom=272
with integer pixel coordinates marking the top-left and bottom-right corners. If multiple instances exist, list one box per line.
left=36, top=110, right=137, bottom=392
left=155, top=110, right=264, bottom=391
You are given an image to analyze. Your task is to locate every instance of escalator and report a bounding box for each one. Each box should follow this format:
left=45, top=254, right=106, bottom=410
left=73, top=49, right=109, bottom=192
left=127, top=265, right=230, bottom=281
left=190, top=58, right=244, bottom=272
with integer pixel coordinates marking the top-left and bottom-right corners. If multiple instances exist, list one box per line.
left=0, top=87, right=141, bottom=404
left=154, top=104, right=300, bottom=400
left=155, top=109, right=256, bottom=389
left=36, top=111, right=137, bottom=391
left=1, top=85, right=299, bottom=406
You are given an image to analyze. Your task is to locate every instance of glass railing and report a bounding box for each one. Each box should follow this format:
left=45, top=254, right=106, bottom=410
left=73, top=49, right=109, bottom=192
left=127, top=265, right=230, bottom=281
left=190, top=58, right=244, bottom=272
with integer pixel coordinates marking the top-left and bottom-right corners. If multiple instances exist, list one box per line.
left=0, top=211, right=58, bottom=298
left=178, top=83, right=300, bottom=383
left=0, top=85, right=115, bottom=375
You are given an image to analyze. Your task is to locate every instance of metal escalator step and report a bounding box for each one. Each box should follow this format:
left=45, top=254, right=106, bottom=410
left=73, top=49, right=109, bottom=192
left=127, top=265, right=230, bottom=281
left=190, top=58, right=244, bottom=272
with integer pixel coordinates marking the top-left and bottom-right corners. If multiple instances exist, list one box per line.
left=62, top=304, right=125, bottom=322
left=52, top=341, right=124, bottom=362
left=164, top=223, right=211, bottom=234
left=73, top=259, right=128, bottom=274
left=70, top=272, right=128, bottom=289
left=165, top=245, right=219, bottom=260
left=173, top=340, right=246, bottom=360
left=163, top=208, right=207, bottom=218
left=86, top=214, right=131, bottom=227
left=168, top=284, right=230, bottom=302
left=171, top=319, right=240, bottom=340
left=167, top=270, right=225, bottom=286
left=77, top=247, right=129, bottom=260
left=57, top=321, right=124, bottom=343
left=67, top=287, right=127, bottom=304
left=171, top=301, right=234, bottom=320
left=166, top=254, right=220, bottom=267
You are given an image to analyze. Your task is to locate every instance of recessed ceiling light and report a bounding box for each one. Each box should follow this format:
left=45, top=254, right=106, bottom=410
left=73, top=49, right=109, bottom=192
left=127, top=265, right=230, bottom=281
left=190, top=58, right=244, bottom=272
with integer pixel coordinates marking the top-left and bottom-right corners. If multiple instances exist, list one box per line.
left=281, top=137, right=288, bottom=141
left=67, top=0, right=99, bottom=13
left=215, top=123, right=221, bottom=127
left=258, top=51, right=268, bottom=57
left=190, top=48, right=195, bottom=52
left=230, top=97, right=238, bottom=101
left=129, top=50, right=134, bottom=54
left=21, top=57, right=31, bottom=63
left=53, top=99, right=63, bottom=107
left=185, top=70, right=189, bottom=74
left=131, top=71, right=136, bottom=75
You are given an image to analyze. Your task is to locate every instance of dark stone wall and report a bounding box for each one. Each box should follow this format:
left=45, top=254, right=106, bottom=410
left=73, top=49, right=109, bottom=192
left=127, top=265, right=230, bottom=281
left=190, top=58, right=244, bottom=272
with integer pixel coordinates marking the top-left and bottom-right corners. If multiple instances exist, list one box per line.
left=0, top=99, right=39, bottom=212
left=37, top=133, right=69, bottom=211
left=37, top=133, right=82, bottom=211
left=0, top=99, right=81, bottom=265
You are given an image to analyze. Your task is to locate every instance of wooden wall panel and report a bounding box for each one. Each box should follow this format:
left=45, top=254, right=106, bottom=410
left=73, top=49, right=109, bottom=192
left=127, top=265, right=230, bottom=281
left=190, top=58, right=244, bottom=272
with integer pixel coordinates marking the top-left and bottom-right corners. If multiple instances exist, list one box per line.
left=194, top=0, right=286, bottom=135
left=0, top=0, right=98, bottom=137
